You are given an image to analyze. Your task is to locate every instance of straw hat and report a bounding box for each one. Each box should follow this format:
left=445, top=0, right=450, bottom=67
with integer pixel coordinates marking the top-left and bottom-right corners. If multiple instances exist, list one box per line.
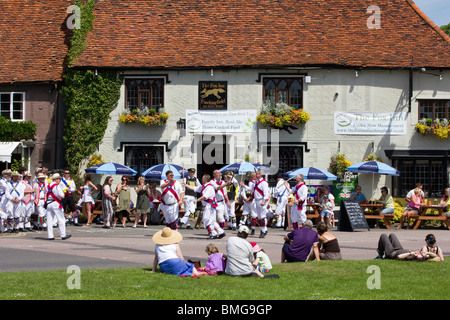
left=37, top=173, right=46, bottom=179
left=152, top=227, right=183, bottom=245
left=11, top=171, right=20, bottom=176
left=51, top=173, right=61, bottom=180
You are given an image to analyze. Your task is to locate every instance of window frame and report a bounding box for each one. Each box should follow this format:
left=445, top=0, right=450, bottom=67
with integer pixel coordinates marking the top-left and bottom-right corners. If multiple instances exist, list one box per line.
left=262, top=76, right=304, bottom=110
left=0, top=92, right=26, bottom=121
left=124, top=145, right=165, bottom=184
left=124, top=78, right=165, bottom=112
left=418, top=99, right=450, bottom=121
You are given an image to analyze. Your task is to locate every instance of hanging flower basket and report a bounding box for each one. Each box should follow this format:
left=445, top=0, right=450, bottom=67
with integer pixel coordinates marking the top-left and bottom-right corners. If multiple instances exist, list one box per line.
left=364, top=154, right=384, bottom=162
left=119, top=107, right=169, bottom=126
left=256, top=101, right=310, bottom=133
left=329, top=154, right=352, bottom=176
left=415, top=118, right=449, bottom=140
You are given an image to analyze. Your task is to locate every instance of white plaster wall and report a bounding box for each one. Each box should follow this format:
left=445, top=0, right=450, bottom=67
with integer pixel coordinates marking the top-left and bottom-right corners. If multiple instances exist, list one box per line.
left=96, top=68, right=450, bottom=197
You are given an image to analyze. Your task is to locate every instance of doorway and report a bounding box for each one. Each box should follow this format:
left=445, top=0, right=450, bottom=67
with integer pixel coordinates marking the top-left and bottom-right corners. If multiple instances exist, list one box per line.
left=196, top=134, right=228, bottom=178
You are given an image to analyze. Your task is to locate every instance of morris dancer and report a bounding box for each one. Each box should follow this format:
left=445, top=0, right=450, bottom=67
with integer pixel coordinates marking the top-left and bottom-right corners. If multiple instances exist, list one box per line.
left=250, top=170, right=270, bottom=238
left=180, top=168, right=200, bottom=229
left=34, top=172, right=48, bottom=230
left=160, top=170, right=184, bottom=230
left=5, top=171, right=25, bottom=233
left=287, top=174, right=308, bottom=229
left=21, top=171, right=35, bottom=232
left=212, top=170, right=230, bottom=231
left=0, top=169, right=12, bottom=232
left=239, top=171, right=256, bottom=232
left=45, top=173, right=71, bottom=240
left=184, top=174, right=225, bottom=239
left=274, top=173, right=289, bottom=228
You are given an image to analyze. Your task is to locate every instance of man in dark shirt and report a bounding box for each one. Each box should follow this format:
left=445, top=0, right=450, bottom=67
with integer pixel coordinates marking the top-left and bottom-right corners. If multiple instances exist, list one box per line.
left=281, top=220, right=320, bottom=262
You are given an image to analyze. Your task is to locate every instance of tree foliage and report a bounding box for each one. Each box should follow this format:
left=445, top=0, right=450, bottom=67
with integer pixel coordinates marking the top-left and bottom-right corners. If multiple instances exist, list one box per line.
left=441, top=22, right=450, bottom=36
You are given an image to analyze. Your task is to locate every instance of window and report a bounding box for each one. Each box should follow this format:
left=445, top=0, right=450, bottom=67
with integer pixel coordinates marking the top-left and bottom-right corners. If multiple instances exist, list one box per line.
left=418, top=100, right=449, bottom=120
left=263, top=78, right=303, bottom=109
left=0, top=92, right=25, bottom=121
left=125, top=146, right=164, bottom=183
left=263, top=145, right=304, bottom=185
left=392, top=158, right=447, bottom=197
left=125, top=79, right=164, bottom=112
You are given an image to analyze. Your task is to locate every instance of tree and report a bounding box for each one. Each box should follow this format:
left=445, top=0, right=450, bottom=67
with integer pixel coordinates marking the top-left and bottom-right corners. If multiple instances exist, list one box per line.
left=441, top=22, right=450, bottom=36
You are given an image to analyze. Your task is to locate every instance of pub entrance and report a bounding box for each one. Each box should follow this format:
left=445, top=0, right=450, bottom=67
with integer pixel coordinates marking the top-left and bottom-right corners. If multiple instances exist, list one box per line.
left=196, top=134, right=228, bottom=178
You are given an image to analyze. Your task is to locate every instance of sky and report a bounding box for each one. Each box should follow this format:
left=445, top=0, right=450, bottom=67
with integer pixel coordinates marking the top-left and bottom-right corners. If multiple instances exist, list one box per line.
left=413, top=0, right=449, bottom=27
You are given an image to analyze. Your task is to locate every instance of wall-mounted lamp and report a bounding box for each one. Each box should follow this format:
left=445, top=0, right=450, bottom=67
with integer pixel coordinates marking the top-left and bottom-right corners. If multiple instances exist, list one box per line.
left=210, top=69, right=214, bottom=77
left=355, top=70, right=359, bottom=77
left=177, top=118, right=186, bottom=137
left=95, top=69, right=98, bottom=76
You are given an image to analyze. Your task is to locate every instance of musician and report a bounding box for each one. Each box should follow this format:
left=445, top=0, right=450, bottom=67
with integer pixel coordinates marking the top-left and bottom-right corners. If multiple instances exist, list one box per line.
left=223, top=171, right=239, bottom=231
left=45, top=173, right=71, bottom=240
left=160, top=170, right=184, bottom=230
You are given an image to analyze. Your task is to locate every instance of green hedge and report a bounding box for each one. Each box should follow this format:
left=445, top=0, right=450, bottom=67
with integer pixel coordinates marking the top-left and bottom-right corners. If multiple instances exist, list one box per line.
left=0, top=116, right=36, bottom=141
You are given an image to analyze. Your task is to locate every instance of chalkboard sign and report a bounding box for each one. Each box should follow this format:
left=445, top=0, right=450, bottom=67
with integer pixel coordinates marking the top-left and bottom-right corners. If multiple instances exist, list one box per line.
left=338, top=200, right=369, bottom=232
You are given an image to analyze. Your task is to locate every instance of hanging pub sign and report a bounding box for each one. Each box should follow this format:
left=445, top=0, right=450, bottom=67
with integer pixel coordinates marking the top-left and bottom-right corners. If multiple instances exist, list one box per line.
left=199, top=81, right=227, bottom=110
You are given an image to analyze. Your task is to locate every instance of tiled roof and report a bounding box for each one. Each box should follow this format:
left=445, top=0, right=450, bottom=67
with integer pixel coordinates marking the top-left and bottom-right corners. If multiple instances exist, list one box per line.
left=0, top=1, right=71, bottom=84
left=72, top=0, right=450, bottom=69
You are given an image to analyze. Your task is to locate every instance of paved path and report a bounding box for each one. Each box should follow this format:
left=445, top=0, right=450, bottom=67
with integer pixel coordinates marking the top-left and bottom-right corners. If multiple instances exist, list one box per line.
left=1, top=222, right=449, bottom=272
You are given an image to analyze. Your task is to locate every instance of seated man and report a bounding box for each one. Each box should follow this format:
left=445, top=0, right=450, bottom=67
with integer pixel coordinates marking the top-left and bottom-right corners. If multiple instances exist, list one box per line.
left=350, top=185, right=367, bottom=203
left=281, top=220, right=320, bottom=262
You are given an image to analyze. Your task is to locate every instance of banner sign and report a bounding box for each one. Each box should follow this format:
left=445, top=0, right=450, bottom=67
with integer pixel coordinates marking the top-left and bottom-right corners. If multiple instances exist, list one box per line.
left=334, top=112, right=408, bottom=135
left=186, top=109, right=257, bottom=133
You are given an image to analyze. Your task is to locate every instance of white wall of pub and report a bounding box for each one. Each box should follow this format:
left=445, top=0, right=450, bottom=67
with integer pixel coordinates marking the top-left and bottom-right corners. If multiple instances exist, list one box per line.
left=96, top=68, right=450, bottom=197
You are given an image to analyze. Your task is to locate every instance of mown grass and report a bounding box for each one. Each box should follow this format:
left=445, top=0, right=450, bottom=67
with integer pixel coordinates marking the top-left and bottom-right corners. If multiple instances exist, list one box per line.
left=0, top=260, right=448, bottom=300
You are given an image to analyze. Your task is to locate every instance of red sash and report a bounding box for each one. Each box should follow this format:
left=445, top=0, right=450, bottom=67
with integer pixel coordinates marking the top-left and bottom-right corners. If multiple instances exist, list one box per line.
left=45, top=183, right=62, bottom=209
left=294, top=182, right=306, bottom=210
left=215, top=179, right=226, bottom=200
left=252, top=178, right=266, bottom=199
left=202, top=183, right=218, bottom=208
left=161, top=180, right=180, bottom=205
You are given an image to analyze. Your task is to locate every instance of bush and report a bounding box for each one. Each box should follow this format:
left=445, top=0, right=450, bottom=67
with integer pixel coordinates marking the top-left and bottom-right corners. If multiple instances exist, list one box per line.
left=0, top=116, right=36, bottom=141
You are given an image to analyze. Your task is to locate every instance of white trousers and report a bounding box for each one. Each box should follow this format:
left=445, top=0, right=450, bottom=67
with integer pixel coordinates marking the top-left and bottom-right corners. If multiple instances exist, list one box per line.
left=275, top=196, right=288, bottom=227
left=253, top=199, right=268, bottom=233
left=181, top=195, right=196, bottom=225
left=160, top=203, right=179, bottom=225
left=291, top=205, right=307, bottom=225
left=46, top=202, right=66, bottom=239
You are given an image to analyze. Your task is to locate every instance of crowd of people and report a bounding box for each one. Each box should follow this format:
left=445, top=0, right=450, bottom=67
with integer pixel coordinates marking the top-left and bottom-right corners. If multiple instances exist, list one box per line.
left=1, top=166, right=447, bottom=278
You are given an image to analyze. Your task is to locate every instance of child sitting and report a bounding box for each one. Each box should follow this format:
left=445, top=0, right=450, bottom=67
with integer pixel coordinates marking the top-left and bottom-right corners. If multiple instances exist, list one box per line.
left=204, top=243, right=226, bottom=274
left=250, top=242, right=272, bottom=274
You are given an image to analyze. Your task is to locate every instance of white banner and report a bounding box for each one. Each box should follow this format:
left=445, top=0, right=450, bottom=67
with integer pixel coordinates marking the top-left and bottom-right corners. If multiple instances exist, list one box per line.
left=334, top=112, right=408, bottom=135
left=186, top=109, right=257, bottom=133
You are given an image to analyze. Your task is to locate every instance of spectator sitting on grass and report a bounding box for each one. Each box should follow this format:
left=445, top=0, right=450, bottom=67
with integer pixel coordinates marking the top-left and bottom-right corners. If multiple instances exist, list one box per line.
left=281, top=220, right=320, bottom=263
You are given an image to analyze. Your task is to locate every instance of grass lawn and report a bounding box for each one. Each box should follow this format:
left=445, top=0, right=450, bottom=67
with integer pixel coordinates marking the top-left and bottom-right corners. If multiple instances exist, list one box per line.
left=0, top=260, right=448, bottom=300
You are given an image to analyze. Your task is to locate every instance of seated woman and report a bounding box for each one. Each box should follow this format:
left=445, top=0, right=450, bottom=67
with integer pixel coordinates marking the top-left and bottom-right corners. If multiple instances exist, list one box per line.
left=376, top=186, right=395, bottom=215
left=151, top=227, right=208, bottom=277
left=397, top=188, right=422, bottom=229
left=421, top=234, right=445, bottom=262
left=316, top=222, right=342, bottom=260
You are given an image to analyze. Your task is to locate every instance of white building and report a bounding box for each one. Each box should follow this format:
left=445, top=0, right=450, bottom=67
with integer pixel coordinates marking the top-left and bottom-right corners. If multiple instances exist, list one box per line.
left=71, top=0, right=450, bottom=198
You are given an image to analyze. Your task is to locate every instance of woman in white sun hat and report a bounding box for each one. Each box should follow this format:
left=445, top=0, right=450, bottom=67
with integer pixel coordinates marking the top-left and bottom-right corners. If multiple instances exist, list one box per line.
left=151, top=227, right=208, bottom=277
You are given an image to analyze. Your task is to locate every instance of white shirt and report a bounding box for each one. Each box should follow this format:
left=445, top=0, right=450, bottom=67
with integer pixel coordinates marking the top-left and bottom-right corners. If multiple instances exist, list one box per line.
left=250, top=178, right=270, bottom=201
left=60, top=177, right=76, bottom=194
left=194, top=183, right=216, bottom=207
left=160, top=180, right=183, bottom=205
left=275, top=179, right=288, bottom=198
left=291, top=182, right=308, bottom=211
left=46, top=182, right=65, bottom=201
left=156, top=244, right=178, bottom=264
left=6, top=179, right=25, bottom=201
left=212, top=179, right=227, bottom=201
left=21, top=179, right=35, bottom=203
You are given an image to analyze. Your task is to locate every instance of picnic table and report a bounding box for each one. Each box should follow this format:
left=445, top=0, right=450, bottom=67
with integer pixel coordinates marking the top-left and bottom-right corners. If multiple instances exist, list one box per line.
left=412, top=203, right=449, bottom=230
left=359, top=202, right=393, bottom=229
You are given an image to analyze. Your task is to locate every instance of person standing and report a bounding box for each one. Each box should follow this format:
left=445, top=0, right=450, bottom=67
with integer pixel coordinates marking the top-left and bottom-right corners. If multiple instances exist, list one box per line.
left=80, top=173, right=98, bottom=227
left=160, top=171, right=184, bottom=230
left=0, top=170, right=12, bottom=232
left=45, top=173, right=71, bottom=240
left=184, top=174, right=225, bottom=239
left=274, top=173, right=289, bottom=228
left=181, top=168, right=200, bottom=229
left=114, top=176, right=132, bottom=228
left=212, top=170, right=230, bottom=231
left=286, top=174, right=308, bottom=229
left=5, top=171, right=25, bottom=233
left=60, top=169, right=78, bottom=226
left=21, top=171, right=35, bottom=232
left=33, top=172, right=48, bottom=230
left=224, top=171, right=239, bottom=231
left=101, top=176, right=115, bottom=229
left=134, top=176, right=151, bottom=228
left=238, top=171, right=254, bottom=229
